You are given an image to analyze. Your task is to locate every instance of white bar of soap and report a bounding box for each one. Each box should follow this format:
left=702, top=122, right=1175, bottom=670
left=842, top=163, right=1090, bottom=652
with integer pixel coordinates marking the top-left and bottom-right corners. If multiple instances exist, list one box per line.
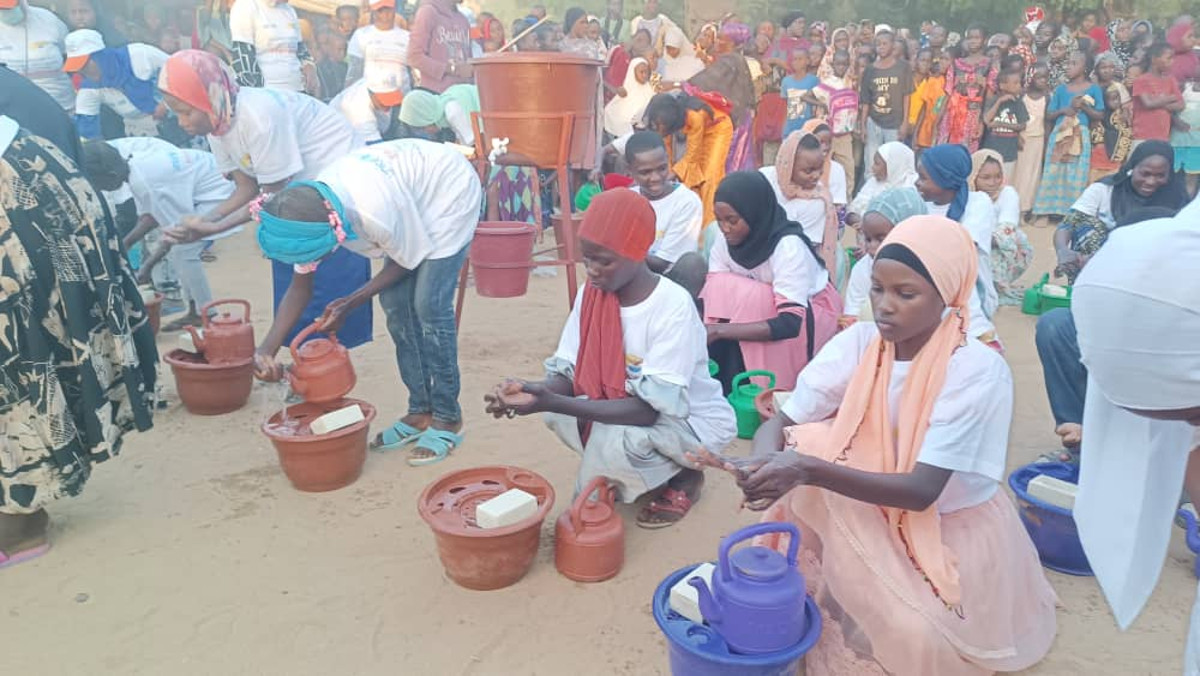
left=1028, top=474, right=1078, bottom=511
left=475, top=488, right=538, bottom=529
left=1042, top=284, right=1069, bottom=299
left=178, top=329, right=203, bottom=353
left=670, top=562, right=715, bottom=624
left=308, top=404, right=365, bottom=435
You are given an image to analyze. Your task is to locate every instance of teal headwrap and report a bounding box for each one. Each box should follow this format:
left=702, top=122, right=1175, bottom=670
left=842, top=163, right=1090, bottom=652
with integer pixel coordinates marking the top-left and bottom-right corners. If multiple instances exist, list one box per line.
left=256, top=180, right=357, bottom=265
left=398, top=84, right=480, bottom=129
left=865, top=186, right=928, bottom=226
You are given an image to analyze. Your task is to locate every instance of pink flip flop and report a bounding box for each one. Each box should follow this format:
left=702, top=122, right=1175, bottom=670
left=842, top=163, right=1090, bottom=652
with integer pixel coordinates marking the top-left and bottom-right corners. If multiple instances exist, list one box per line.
left=0, top=542, right=50, bottom=570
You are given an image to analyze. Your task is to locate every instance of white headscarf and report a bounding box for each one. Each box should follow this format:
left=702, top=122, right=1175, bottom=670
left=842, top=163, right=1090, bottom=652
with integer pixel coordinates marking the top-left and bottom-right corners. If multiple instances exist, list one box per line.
left=848, top=141, right=918, bottom=216
left=1074, top=200, right=1200, bottom=642
left=659, top=26, right=704, bottom=81
left=603, top=57, right=656, bottom=137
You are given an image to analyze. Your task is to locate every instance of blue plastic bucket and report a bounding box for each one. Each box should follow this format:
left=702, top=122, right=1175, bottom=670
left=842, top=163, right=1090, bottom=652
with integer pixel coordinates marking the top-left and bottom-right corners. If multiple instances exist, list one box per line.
left=1008, top=462, right=1093, bottom=576
left=652, top=565, right=821, bottom=676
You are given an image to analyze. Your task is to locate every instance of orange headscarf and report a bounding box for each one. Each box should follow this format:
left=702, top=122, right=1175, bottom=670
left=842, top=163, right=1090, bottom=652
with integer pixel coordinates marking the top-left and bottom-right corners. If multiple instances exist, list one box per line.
left=801, top=118, right=834, bottom=185
left=774, top=128, right=839, bottom=272
left=158, top=50, right=239, bottom=136
left=785, top=215, right=978, bottom=606
left=573, top=190, right=656, bottom=422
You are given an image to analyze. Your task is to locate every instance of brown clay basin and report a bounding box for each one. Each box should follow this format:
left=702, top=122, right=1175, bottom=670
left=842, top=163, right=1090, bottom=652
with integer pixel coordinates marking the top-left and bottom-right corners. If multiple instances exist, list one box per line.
left=418, top=466, right=555, bottom=590
left=262, top=398, right=376, bottom=492
left=163, top=349, right=254, bottom=415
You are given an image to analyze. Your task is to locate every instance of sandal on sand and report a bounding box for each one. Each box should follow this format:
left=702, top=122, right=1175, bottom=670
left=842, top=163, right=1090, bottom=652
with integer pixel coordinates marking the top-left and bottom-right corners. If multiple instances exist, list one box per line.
left=408, top=429, right=463, bottom=467
left=371, top=420, right=426, bottom=452
left=637, top=486, right=701, bottom=530
left=0, top=542, right=50, bottom=570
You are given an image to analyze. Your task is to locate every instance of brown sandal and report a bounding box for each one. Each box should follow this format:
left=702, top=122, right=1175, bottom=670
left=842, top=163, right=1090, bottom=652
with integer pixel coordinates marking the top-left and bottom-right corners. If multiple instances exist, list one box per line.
left=637, top=486, right=700, bottom=530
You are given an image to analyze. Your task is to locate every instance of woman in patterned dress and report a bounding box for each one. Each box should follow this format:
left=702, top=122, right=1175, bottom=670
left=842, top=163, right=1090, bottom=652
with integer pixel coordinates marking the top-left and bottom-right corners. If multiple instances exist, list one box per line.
left=0, top=116, right=157, bottom=568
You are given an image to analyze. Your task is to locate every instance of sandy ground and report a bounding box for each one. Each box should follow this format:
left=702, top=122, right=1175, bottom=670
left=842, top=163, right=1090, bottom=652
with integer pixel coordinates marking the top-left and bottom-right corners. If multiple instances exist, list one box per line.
left=3, top=222, right=1196, bottom=675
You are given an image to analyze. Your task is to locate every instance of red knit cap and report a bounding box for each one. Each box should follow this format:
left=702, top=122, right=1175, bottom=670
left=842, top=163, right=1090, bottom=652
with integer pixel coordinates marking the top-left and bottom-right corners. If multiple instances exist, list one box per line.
left=578, top=189, right=655, bottom=262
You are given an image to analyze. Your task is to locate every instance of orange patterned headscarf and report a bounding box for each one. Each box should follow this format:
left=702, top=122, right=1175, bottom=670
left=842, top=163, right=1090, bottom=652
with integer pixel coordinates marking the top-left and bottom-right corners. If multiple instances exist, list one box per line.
left=158, top=50, right=239, bottom=136
left=785, top=215, right=978, bottom=606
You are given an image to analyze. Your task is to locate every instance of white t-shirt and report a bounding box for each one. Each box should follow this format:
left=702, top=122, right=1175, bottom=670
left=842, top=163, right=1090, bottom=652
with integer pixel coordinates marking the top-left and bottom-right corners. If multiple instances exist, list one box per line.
left=75, top=43, right=168, bottom=121
left=127, top=148, right=235, bottom=228
left=0, top=7, right=74, bottom=110
left=1069, top=182, right=1115, bottom=228
left=636, top=184, right=702, bottom=264
left=843, top=254, right=873, bottom=319
left=552, top=278, right=736, bottom=452
left=347, top=25, right=411, bottom=92
left=103, top=136, right=178, bottom=207
left=759, top=164, right=847, bottom=245
left=315, top=139, right=482, bottom=270
left=925, top=194, right=999, bottom=341
left=708, top=232, right=828, bottom=305
left=781, top=322, right=1012, bottom=513
left=208, top=88, right=361, bottom=184
left=330, top=79, right=390, bottom=143
left=993, top=185, right=1020, bottom=225
left=229, top=0, right=304, bottom=91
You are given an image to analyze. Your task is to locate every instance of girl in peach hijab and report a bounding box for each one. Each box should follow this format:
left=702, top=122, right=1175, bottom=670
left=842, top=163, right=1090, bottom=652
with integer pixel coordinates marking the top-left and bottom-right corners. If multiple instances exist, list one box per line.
left=696, top=215, right=1057, bottom=674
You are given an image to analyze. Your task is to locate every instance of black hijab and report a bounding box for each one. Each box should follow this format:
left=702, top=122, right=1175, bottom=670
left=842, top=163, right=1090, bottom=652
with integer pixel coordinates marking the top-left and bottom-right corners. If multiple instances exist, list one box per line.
left=715, top=171, right=822, bottom=270
left=1101, top=140, right=1189, bottom=226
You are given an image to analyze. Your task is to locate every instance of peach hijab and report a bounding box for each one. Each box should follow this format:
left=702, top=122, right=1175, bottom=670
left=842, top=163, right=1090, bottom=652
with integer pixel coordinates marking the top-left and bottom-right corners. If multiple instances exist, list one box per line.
left=785, top=215, right=978, bottom=606
left=774, top=124, right=838, bottom=272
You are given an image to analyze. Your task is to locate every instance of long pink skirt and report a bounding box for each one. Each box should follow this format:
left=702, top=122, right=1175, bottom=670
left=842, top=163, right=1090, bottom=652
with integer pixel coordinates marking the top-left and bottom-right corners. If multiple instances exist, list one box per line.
left=758, top=485, right=1058, bottom=675
left=700, top=272, right=843, bottom=390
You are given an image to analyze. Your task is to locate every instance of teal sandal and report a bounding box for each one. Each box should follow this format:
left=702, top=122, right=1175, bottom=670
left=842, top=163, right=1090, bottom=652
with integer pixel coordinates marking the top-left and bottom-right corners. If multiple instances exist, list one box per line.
left=408, top=429, right=464, bottom=467
left=371, top=420, right=426, bottom=452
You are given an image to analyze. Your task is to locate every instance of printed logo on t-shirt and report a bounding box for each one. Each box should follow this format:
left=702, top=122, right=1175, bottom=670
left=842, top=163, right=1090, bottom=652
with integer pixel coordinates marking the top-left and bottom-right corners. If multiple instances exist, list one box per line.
left=871, top=75, right=901, bottom=116
left=626, top=354, right=643, bottom=380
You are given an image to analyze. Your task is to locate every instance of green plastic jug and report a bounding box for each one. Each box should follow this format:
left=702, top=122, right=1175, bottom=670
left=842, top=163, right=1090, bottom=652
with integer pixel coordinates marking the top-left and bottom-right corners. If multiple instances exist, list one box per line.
left=1022, top=273, right=1048, bottom=316
left=728, top=370, right=776, bottom=440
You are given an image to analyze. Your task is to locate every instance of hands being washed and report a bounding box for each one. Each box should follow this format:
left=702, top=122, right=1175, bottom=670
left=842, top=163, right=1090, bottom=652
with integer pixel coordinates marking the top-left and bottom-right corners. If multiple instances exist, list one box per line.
left=484, top=379, right=542, bottom=418
left=687, top=447, right=815, bottom=511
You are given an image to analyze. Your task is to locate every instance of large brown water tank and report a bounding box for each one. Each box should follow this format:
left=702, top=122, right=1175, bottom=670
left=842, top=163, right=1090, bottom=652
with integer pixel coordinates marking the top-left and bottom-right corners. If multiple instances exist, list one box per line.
left=471, top=52, right=602, bottom=168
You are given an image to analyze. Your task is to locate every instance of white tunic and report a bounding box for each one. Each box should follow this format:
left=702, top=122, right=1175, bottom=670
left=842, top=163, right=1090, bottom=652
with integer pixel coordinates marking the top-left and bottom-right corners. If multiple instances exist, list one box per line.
left=759, top=163, right=848, bottom=245
left=708, top=233, right=828, bottom=305
left=126, top=148, right=235, bottom=228
left=229, top=0, right=304, bottom=91
left=208, top=87, right=361, bottom=184
left=552, top=278, right=737, bottom=456
left=843, top=254, right=873, bottom=319
left=0, top=6, right=74, bottom=110
left=347, top=25, right=411, bottom=92
left=316, top=139, right=482, bottom=270
left=781, top=322, right=1013, bottom=513
left=330, top=79, right=391, bottom=143
left=636, top=184, right=703, bottom=265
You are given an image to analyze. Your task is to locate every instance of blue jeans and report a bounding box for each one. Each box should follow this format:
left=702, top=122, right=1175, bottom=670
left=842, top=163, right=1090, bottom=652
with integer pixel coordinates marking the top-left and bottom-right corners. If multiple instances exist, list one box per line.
left=864, top=117, right=901, bottom=178
left=379, top=246, right=468, bottom=424
left=1034, top=308, right=1086, bottom=426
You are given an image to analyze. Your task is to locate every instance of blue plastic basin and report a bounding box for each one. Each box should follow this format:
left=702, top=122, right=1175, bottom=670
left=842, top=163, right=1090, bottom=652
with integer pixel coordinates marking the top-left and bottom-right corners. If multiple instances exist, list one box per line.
left=652, top=564, right=822, bottom=676
left=1008, top=462, right=1093, bottom=576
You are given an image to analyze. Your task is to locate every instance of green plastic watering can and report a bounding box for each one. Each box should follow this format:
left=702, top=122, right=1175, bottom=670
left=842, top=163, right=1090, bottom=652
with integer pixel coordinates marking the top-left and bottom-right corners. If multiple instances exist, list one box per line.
left=728, top=370, right=776, bottom=440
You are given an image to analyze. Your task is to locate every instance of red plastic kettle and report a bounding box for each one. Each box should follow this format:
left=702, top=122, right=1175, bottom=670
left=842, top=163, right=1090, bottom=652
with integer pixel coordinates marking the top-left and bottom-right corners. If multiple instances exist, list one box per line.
left=555, top=476, right=624, bottom=582
left=186, top=299, right=255, bottom=365
left=287, top=322, right=356, bottom=403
